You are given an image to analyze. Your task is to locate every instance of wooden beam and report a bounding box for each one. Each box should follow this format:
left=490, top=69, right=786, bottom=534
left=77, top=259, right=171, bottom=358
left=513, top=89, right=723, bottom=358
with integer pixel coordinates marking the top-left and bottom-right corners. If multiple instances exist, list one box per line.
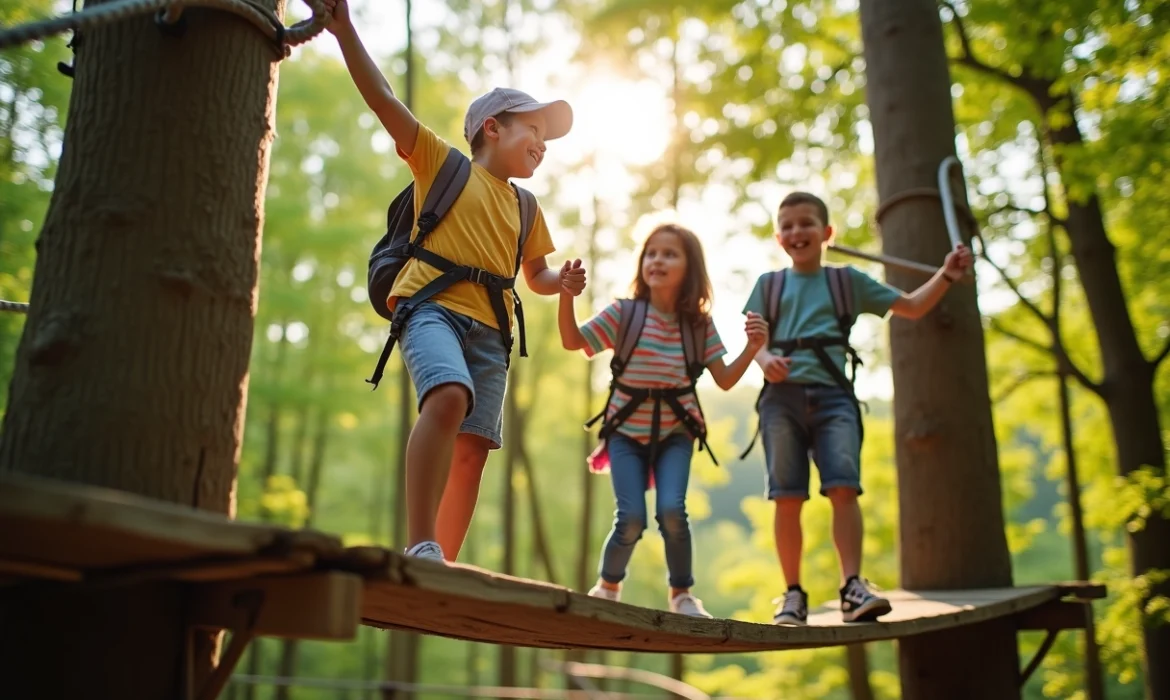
left=0, top=471, right=342, bottom=572
left=1016, top=601, right=1091, bottom=631
left=1055, top=581, right=1107, bottom=600
left=358, top=550, right=1068, bottom=653
left=189, top=572, right=362, bottom=641
left=0, top=556, right=83, bottom=582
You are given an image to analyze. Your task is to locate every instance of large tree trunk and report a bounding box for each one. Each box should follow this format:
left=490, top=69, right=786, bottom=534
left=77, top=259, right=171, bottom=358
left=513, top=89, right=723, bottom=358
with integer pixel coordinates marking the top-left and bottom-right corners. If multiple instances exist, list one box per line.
left=858, top=0, right=1018, bottom=697
left=1038, top=93, right=1170, bottom=699
left=0, top=3, right=281, bottom=697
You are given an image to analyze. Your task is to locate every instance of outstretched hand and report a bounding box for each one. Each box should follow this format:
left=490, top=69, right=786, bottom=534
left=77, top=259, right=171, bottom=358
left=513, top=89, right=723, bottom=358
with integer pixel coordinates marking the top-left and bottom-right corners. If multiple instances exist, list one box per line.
left=745, top=311, right=769, bottom=351
left=323, top=0, right=351, bottom=32
left=560, top=259, right=587, bottom=296
left=943, top=243, right=974, bottom=281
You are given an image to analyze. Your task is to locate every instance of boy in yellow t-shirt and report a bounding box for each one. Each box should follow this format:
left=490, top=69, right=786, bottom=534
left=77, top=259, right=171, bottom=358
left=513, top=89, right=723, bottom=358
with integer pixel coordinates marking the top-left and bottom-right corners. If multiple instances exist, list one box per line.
left=326, top=0, right=587, bottom=563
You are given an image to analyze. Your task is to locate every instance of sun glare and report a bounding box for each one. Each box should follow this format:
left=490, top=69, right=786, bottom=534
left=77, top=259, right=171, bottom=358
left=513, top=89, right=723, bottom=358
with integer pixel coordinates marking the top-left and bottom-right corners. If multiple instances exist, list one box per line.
left=558, top=75, right=673, bottom=167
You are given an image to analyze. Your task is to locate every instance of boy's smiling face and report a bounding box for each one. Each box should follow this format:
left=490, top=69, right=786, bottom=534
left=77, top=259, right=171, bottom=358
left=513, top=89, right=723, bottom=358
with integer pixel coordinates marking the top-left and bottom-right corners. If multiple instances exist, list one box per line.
left=483, top=110, right=547, bottom=179
left=776, top=202, right=832, bottom=271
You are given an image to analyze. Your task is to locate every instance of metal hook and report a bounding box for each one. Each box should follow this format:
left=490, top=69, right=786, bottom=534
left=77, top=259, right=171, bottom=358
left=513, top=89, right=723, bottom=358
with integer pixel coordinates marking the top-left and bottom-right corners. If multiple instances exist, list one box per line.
left=937, top=155, right=967, bottom=250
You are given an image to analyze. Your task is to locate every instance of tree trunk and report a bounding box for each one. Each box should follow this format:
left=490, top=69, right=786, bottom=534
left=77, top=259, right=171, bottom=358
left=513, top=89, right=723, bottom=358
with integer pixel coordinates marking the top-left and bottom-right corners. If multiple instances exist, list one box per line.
left=385, top=0, right=421, bottom=687
left=0, top=3, right=281, bottom=697
left=858, top=0, right=1018, bottom=697
left=1039, top=94, right=1169, bottom=700
left=274, top=404, right=331, bottom=700
left=846, top=645, right=875, bottom=700
left=499, top=362, right=520, bottom=687
left=1057, top=373, right=1106, bottom=700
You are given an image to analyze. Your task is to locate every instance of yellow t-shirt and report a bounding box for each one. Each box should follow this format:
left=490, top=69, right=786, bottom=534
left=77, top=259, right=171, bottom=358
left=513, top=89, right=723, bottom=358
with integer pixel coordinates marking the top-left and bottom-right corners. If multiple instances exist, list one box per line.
left=387, top=124, right=556, bottom=331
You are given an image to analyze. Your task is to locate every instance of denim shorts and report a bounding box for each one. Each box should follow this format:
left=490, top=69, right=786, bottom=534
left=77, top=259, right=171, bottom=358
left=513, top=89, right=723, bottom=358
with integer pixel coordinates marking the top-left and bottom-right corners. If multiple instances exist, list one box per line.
left=398, top=302, right=509, bottom=449
left=759, top=382, right=862, bottom=499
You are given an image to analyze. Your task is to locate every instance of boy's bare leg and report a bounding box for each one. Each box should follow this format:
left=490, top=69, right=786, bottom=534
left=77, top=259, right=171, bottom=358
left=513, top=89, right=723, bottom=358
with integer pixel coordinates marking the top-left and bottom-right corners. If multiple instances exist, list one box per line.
left=773, top=497, right=805, bottom=587
left=435, top=433, right=493, bottom=560
left=826, top=487, right=863, bottom=584
left=405, top=383, right=470, bottom=550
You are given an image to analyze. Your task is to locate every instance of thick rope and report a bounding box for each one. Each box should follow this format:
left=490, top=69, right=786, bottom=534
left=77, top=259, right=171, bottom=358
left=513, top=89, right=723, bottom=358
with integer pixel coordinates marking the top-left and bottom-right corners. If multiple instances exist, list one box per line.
left=0, top=300, right=30, bottom=313
left=0, top=0, right=329, bottom=57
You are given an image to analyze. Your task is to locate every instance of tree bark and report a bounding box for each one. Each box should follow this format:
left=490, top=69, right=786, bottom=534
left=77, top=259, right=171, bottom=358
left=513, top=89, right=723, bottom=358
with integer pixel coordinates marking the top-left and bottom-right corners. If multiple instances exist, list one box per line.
left=0, top=3, right=282, bottom=697
left=858, top=0, right=1018, bottom=697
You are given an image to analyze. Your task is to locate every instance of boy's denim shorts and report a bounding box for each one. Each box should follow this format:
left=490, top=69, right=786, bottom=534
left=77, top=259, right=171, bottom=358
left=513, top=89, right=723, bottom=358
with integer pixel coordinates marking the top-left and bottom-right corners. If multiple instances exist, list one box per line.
left=759, top=382, right=862, bottom=500
left=398, top=302, right=509, bottom=449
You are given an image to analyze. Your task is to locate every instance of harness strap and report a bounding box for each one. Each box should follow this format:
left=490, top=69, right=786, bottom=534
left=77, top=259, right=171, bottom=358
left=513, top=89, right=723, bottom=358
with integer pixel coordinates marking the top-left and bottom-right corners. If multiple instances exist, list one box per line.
left=592, top=381, right=717, bottom=467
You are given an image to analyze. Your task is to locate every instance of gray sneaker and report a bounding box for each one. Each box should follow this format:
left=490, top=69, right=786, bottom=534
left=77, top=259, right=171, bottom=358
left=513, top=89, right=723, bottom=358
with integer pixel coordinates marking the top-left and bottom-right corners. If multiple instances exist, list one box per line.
left=773, top=588, right=808, bottom=626
left=404, top=540, right=445, bottom=562
left=840, top=577, right=892, bottom=622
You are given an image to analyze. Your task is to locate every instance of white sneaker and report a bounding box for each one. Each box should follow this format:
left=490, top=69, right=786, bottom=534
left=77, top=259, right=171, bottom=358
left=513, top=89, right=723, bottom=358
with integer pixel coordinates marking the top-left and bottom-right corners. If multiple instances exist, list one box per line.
left=670, top=592, right=713, bottom=618
left=404, top=540, right=445, bottom=562
left=587, top=583, right=621, bottom=602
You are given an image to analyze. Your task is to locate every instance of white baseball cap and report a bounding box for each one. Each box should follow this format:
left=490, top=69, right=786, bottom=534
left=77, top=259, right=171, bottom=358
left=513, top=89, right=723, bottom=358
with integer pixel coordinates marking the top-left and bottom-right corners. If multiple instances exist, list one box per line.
left=463, top=87, right=573, bottom=145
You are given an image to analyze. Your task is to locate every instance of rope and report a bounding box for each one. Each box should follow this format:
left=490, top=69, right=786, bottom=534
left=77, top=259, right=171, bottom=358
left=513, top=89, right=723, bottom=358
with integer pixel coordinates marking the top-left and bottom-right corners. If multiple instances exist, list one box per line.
left=874, top=186, right=977, bottom=228
left=0, top=0, right=329, bottom=58
left=1, top=300, right=30, bottom=314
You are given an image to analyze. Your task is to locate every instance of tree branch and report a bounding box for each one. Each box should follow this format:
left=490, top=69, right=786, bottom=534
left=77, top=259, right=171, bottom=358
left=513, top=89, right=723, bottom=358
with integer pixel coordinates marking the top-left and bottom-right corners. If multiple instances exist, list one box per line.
left=1153, top=336, right=1170, bottom=371
left=989, top=318, right=1051, bottom=356
left=977, top=244, right=1053, bottom=329
left=939, top=0, right=1054, bottom=101
left=989, top=319, right=1103, bottom=396
left=939, top=0, right=1020, bottom=87
left=986, top=201, right=1068, bottom=229
left=993, top=370, right=1054, bottom=404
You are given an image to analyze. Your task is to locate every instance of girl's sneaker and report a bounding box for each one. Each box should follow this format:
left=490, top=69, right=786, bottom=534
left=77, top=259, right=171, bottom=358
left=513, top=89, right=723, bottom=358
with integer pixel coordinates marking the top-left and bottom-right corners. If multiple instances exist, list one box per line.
left=670, top=592, right=713, bottom=618
left=588, top=583, right=621, bottom=602
left=404, top=541, right=445, bottom=562
left=773, top=587, right=808, bottom=626
left=840, top=576, right=892, bottom=622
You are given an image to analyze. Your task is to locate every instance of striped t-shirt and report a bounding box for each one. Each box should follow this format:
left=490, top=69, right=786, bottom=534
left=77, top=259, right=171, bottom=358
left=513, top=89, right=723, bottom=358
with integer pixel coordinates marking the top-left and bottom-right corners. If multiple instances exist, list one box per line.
left=581, top=300, right=726, bottom=444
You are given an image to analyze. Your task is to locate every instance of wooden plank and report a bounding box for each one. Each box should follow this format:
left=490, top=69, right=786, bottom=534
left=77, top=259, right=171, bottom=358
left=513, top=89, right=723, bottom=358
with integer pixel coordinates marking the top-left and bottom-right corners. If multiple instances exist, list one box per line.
left=1016, top=600, right=1091, bottom=631
left=190, top=572, right=363, bottom=640
left=0, top=471, right=341, bottom=573
left=358, top=550, right=1065, bottom=653
left=0, top=557, right=83, bottom=582
left=1054, top=581, right=1107, bottom=600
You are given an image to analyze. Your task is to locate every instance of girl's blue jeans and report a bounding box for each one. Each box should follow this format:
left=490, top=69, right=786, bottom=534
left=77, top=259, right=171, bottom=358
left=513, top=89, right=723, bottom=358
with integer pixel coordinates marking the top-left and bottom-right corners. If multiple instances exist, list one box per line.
left=598, top=432, right=695, bottom=589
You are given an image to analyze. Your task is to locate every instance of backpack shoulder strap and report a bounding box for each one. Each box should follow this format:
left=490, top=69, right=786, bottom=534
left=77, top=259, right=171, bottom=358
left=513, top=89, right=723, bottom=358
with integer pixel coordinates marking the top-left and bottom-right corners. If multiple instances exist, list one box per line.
left=765, top=269, right=787, bottom=334
left=415, top=149, right=472, bottom=244
left=680, top=314, right=708, bottom=382
left=612, top=299, right=648, bottom=376
left=511, top=185, right=538, bottom=273
left=825, top=266, right=856, bottom=337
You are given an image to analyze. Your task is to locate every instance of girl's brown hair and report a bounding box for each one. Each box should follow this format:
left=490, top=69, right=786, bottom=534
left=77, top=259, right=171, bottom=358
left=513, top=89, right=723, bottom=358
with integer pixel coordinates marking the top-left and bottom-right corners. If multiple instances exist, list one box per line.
left=629, top=223, right=713, bottom=321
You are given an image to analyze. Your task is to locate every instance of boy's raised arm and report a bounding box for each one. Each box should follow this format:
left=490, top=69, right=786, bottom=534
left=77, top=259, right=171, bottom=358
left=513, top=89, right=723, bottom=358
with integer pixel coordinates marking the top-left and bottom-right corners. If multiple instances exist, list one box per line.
left=890, top=243, right=973, bottom=320
left=326, top=0, right=420, bottom=156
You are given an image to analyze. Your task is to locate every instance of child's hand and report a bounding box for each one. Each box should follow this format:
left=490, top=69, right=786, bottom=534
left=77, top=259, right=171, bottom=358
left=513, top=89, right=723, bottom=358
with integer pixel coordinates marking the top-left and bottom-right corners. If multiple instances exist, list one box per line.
left=943, top=243, right=973, bottom=281
left=745, top=311, right=769, bottom=350
left=323, top=0, right=351, bottom=32
left=759, top=353, right=792, bottom=383
left=560, top=259, right=587, bottom=297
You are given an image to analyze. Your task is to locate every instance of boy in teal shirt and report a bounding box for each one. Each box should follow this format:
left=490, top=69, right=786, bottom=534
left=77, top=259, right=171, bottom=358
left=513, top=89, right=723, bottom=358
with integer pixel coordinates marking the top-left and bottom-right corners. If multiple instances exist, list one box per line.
left=743, top=191, right=972, bottom=625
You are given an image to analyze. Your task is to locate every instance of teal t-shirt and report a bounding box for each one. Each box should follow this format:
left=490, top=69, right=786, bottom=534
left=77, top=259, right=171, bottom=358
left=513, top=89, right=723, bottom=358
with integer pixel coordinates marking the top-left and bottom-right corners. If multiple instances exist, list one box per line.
left=742, top=265, right=902, bottom=386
